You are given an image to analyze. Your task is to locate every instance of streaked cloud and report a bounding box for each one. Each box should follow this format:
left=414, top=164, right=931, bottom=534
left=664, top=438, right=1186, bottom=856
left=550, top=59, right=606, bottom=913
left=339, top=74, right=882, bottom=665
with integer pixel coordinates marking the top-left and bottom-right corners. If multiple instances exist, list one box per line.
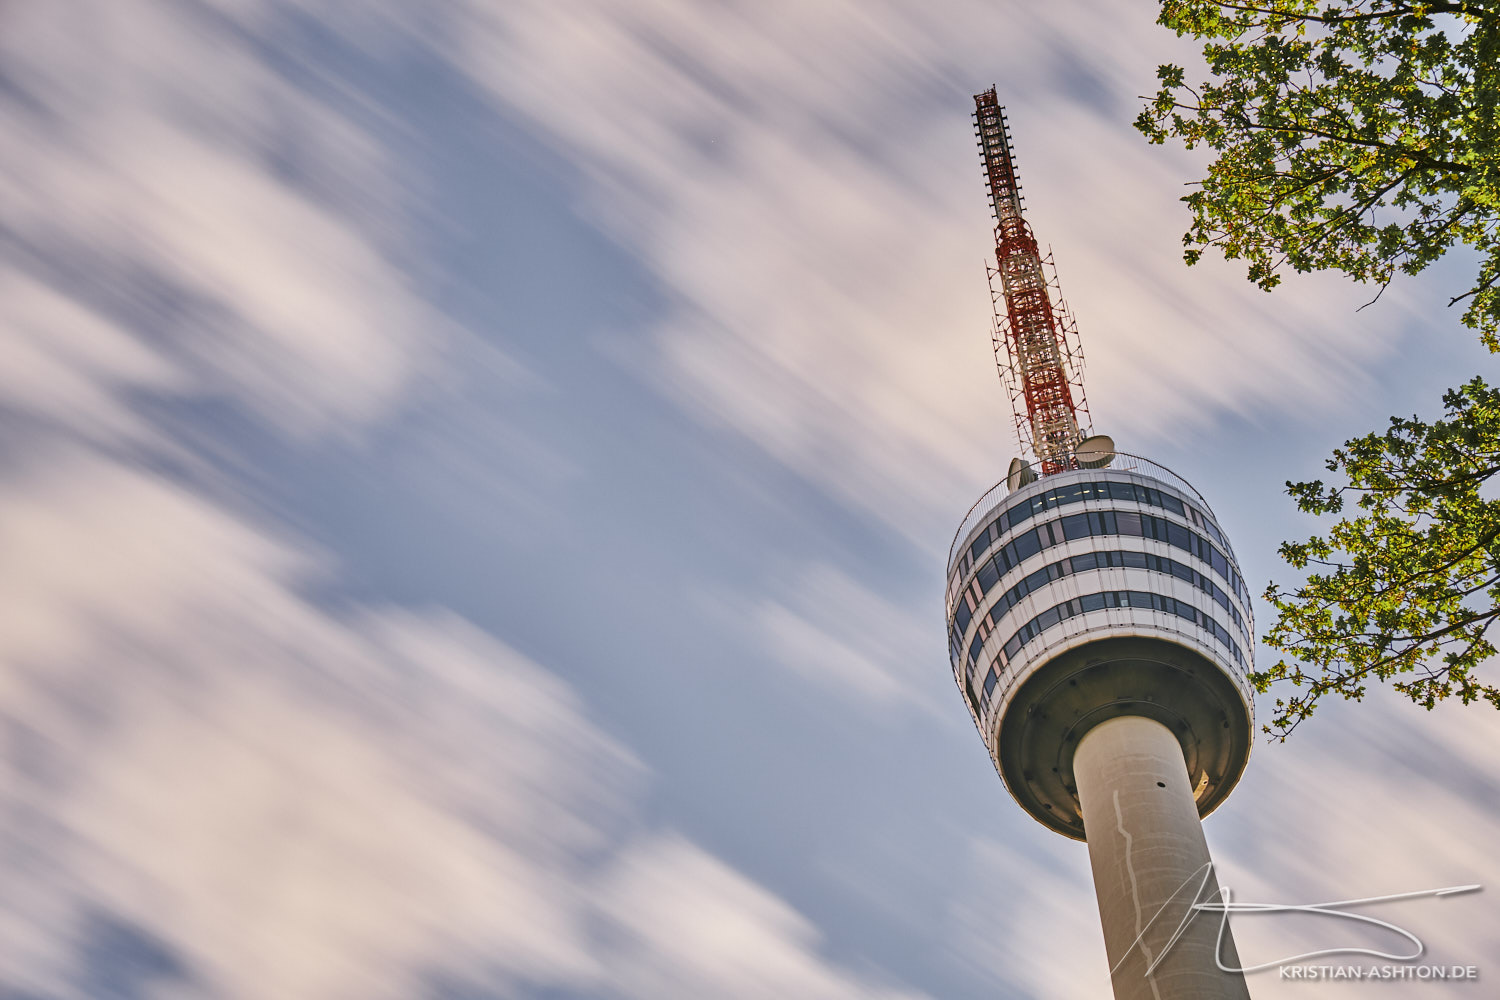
left=0, top=3, right=1493, bottom=1000
left=753, top=563, right=941, bottom=713
left=459, top=0, right=1416, bottom=543
left=0, top=0, right=438, bottom=442
left=949, top=832, right=1108, bottom=999
left=0, top=445, right=933, bottom=998
left=0, top=9, right=938, bottom=996
left=0, top=272, right=186, bottom=448
left=596, top=834, right=928, bottom=1000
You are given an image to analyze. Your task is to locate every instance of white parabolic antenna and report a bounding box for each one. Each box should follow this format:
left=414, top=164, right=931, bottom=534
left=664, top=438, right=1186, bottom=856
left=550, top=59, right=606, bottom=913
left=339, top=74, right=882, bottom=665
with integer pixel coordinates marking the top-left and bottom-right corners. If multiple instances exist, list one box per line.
left=1076, top=433, right=1115, bottom=469
left=1007, top=456, right=1038, bottom=492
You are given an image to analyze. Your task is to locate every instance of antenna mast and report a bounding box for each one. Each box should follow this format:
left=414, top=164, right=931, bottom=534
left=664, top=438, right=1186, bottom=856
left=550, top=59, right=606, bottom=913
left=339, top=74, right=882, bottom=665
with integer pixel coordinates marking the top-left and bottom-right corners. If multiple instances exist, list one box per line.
left=973, top=87, right=1089, bottom=475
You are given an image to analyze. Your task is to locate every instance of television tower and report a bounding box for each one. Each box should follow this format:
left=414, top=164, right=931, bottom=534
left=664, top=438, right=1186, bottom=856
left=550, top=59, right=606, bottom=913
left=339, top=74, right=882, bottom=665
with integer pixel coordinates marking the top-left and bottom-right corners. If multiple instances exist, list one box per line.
left=948, top=88, right=1255, bottom=1000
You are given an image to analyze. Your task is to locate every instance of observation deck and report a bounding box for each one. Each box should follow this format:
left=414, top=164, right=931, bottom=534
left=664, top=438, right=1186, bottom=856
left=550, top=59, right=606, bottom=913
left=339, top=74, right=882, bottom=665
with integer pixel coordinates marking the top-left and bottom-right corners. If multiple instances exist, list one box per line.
left=945, top=454, right=1255, bottom=839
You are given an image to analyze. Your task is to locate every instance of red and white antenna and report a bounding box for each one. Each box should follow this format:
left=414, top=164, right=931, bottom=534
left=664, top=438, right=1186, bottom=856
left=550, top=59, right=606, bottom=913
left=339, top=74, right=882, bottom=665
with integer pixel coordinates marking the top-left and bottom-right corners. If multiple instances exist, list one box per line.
left=973, top=88, right=1096, bottom=476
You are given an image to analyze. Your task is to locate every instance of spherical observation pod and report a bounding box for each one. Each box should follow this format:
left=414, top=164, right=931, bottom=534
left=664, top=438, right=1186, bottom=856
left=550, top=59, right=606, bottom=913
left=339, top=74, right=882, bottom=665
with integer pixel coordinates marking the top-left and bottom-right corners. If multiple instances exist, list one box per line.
left=945, top=454, right=1255, bottom=840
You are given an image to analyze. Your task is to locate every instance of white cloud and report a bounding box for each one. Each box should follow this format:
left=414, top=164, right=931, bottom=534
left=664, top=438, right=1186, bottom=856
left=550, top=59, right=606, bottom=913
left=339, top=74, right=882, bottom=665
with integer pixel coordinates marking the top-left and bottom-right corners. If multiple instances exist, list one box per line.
left=457, top=0, right=1414, bottom=542
left=118, top=121, right=436, bottom=437
left=0, top=4, right=913, bottom=998
left=0, top=0, right=439, bottom=441
left=0, top=272, right=186, bottom=447
left=0, top=4, right=936, bottom=984
left=0, top=446, right=315, bottom=675
left=0, top=445, right=932, bottom=999
left=753, top=563, right=942, bottom=713
left=596, top=834, right=927, bottom=1000
left=3, top=6, right=1492, bottom=1000
left=1203, top=695, right=1500, bottom=997
left=20, top=621, right=615, bottom=998
left=947, top=831, right=1110, bottom=1000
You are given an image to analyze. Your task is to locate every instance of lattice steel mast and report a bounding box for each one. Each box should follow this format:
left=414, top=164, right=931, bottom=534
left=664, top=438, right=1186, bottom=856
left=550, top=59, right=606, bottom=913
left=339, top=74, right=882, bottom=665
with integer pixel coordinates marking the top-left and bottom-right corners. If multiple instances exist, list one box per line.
left=974, top=87, right=1088, bottom=474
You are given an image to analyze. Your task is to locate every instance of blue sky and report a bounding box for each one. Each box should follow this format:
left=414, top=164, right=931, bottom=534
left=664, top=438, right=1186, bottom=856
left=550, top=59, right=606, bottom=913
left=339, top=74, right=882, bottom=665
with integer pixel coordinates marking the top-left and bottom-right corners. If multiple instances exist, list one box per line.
left=1, top=2, right=1496, bottom=998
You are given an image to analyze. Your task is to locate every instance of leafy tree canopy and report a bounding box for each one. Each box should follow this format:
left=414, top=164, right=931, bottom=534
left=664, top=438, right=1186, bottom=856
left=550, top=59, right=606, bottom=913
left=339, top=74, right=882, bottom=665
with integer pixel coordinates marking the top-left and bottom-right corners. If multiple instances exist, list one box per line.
left=1139, top=1, right=1500, bottom=735
left=1261, top=379, right=1500, bottom=736
left=1138, top=0, right=1500, bottom=343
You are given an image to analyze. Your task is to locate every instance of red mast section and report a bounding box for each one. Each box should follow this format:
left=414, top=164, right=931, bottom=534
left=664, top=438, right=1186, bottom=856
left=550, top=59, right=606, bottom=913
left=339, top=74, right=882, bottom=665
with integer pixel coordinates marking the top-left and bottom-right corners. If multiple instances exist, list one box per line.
left=974, top=88, right=1088, bottom=474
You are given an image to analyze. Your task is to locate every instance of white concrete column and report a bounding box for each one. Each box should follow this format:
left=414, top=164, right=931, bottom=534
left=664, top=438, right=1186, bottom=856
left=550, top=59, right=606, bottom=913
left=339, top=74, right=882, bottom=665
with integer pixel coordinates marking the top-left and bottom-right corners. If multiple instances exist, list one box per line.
left=1074, top=715, right=1251, bottom=1000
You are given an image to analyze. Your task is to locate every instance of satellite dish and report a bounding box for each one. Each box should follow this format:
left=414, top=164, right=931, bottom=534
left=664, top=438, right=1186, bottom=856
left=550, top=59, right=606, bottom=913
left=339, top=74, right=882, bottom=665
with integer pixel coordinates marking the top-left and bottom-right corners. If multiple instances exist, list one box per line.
left=1007, top=456, right=1037, bottom=492
left=1076, top=434, right=1115, bottom=469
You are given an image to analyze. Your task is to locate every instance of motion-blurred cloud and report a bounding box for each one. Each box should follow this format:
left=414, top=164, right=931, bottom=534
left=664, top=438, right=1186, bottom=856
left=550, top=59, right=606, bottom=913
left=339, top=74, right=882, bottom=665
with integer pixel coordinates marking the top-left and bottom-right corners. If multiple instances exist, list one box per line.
left=1, top=3, right=1495, bottom=999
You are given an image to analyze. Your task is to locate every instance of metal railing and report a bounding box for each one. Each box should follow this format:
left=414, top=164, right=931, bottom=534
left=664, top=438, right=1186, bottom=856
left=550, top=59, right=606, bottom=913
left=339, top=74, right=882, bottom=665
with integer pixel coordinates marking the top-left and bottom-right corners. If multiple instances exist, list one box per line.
left=947, top=452, right=1217, bottom=569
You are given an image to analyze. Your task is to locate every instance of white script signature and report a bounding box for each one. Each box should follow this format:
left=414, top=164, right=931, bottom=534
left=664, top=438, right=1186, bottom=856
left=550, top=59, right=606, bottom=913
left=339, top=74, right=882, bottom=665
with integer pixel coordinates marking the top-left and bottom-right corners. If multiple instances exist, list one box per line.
left=1115, top=865, right=1480, bottom=977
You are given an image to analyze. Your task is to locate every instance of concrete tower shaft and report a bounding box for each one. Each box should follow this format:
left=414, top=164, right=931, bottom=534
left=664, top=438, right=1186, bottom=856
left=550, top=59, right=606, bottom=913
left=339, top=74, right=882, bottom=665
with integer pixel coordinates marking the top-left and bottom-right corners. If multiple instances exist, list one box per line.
left=1076, top=716, right=1252, bottom=1000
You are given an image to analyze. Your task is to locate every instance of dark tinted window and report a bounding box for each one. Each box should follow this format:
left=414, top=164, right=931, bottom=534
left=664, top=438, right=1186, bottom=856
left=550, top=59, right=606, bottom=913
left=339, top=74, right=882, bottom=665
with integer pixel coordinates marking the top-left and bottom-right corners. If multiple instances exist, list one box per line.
left=955, top=506, right=1243, bottom=620
left=983, top=668, right=1000, bottom=696
left=1012, top=530, right=1042, bottom=563
left=1060, top=513, right=1091, bottom=540
left=997, top=544, right=1015, bottom=572
left=1201, top=517, right=1225, bottom=546
left=970, top=530, right=991, bottom=564
left=955, top=600, right=972, bottom=633
left=977, top=559, right=1000, bottom=594
left=997, top=588, right=1245, bottom=664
